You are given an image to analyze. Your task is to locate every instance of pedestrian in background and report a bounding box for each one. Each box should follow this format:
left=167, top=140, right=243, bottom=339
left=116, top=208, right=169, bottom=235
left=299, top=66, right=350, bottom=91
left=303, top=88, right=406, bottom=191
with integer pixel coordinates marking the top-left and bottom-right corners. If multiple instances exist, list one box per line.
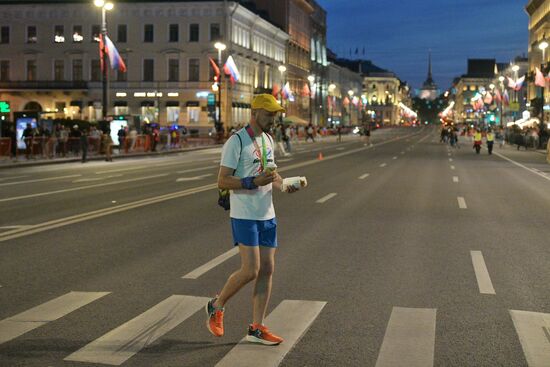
left=206, top=94, right=302, bottom=346
left=486, top=129, right=495, bottom=155
left=80, top=128, right=89, bottom=163
left=305, top=124, right=315, bottom=142
left=22, top=123, right=34, bottom=160
left=103, top=129, right=113, bottom=162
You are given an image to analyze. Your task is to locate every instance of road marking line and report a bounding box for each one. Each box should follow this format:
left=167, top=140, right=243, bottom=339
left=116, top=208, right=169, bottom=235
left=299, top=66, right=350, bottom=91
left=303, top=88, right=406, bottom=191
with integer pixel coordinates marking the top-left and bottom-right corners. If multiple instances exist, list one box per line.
left=176, top=173, right=214, bottom=182
left=509, top=310, right=550, bottom=366
left=176, top=165, right=218, bottom=174
left=359, top=173, right=370, bottom=180
left=470, top=251, right=496, bottom=294
left=216, top=300, right=326, bottom=367
left=336, top=147, right=346, bottom=150
left=0, top=174, right=82, bottom=187
left=182, top=247, right=239, bottom=279
left=375, top=307, right=436, bottom=367
left=457, top=197, right=467, bottom=209
left=452, top=176, right=459, bottom=183
left=450, top=165, right=455, bottom=170
left=65, top=295, right=208, bottom=366
left=316, top=193, right=337, bottom=203
left=380, top=163, right=387, bottom=167
left=0, top=225, right=31, bottom=229
left=0, top=291, right=110, bottom=345
left=494, top=151, right=550, bottom=183
left=0, top=175, right=29, bottom=181
left=449, top=158, right=453, bottom=162
left=0, top=131, right=423, bottom=242
left=0, top=174, right=170, bottom=203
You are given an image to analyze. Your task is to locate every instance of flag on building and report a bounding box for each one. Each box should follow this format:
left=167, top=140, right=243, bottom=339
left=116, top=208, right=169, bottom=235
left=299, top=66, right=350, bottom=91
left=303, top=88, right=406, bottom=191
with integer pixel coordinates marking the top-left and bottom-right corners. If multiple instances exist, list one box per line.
left=343, top=96, right=350, bottom=106
left=535, top=67, right=546, bottom=87
left=272, top=83, right=280, bottom=98
left=223, top=55, right=240, bottom=84
left=494, top=88, right=502, bottom=104
left=100, top=35, right=126, bottom=72
left=503, top=89, right=510, bottom=106
left=484, top=92, right=493, bottom=105
left=507, top=75, right=525, bottom=91
left=301, top=83, right=311, bottom=97
left=209, top=57, right=220, bottom=80
left=282, top=82, right=294, bottom=102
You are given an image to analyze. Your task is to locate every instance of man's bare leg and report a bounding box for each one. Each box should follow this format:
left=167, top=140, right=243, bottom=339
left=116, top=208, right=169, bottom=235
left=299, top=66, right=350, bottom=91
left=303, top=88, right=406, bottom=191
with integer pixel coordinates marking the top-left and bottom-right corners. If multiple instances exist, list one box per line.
left=252, top=247, right=276, bottom=325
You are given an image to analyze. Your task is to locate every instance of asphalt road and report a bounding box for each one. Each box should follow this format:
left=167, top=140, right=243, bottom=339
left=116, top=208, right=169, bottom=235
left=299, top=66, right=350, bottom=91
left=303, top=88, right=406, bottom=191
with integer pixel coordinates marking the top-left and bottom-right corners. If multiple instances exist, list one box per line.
left=1, top=126, right=549, bottom=367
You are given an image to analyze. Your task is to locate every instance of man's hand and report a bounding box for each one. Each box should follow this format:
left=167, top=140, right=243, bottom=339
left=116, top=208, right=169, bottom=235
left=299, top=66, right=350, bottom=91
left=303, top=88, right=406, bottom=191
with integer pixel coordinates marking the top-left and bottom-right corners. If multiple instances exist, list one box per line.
left=253, top=171, right=276, bottom=187
left=285, top=185, right=299, bottom=193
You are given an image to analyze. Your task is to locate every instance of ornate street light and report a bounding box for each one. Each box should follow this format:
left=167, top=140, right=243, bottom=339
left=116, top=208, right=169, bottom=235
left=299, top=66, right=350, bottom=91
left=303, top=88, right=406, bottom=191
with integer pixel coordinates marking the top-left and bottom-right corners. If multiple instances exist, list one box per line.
left=94, top=0, right=114, bottom=120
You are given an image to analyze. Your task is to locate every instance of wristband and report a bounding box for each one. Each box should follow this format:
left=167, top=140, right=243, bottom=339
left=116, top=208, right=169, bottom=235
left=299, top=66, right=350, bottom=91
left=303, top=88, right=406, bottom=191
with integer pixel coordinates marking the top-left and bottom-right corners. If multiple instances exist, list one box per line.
left=241, top=176, right=258, bottom=190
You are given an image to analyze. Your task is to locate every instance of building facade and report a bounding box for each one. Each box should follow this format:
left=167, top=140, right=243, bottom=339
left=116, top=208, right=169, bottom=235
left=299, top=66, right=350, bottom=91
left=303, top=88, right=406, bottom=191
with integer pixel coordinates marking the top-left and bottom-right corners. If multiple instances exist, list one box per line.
left=0, top=0, right=288, bottom=131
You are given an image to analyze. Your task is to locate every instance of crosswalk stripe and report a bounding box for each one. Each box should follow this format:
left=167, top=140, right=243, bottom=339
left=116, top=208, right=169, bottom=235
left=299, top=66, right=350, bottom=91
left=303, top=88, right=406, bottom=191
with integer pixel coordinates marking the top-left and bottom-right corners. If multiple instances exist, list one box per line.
left=358, top=173, right=370, bottom=180
left=216, top=300, right=326, bottom=367
left=316, top=193, right=337, bottom=203
left=457, top=197, right=467, bottom=209
left=0, top=291, right=110, bottom=345
left=65, top=295, right=208, bottom=366
left=182, top=247, right=239, bottom=279
left=510, top=310, right=550, bottom=366
left=375, top=307, right=436, bottom=367
left=452, top=176, right=459, bottom=183
left=470, top=251, right=495, bottom=294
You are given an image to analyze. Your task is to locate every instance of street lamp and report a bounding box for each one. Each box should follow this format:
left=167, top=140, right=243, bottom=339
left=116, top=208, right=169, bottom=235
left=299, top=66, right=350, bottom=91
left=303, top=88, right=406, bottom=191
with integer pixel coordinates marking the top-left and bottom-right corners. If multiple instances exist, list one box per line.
left=214, top=42, right=226, bottom=136
left=308, top=75, right=315, bottom=126
left=347, top=90, right=354, bottom=126
left=538, top=40, right=548, bottom=137
left=94, top=0, right=114, bottom=121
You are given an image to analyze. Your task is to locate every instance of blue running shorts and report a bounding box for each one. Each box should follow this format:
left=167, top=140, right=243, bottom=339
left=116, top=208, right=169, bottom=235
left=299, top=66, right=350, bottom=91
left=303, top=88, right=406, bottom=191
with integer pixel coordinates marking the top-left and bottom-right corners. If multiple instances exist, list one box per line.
left=231, top=218, right=278, bottom=248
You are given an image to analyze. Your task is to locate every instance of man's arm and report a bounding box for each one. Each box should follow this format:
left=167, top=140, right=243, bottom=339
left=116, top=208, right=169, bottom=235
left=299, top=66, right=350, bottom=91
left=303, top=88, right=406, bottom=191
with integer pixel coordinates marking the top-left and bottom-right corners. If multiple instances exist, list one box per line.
left=218, top=166, right=276, bottom=190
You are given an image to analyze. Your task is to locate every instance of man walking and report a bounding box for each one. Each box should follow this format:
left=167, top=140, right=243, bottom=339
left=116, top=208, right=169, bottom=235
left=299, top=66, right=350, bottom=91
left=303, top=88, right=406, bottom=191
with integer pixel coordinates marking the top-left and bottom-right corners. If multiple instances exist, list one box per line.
left=486, top=129, right=495, bottom=155
left=206, top=94, right=300, bottom=346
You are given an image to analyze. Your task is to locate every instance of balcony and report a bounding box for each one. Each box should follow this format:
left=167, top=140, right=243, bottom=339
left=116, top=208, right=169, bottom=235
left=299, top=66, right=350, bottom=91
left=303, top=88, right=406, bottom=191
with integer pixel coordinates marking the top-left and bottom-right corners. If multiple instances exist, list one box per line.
left=0, top=81, right=88, bottom=91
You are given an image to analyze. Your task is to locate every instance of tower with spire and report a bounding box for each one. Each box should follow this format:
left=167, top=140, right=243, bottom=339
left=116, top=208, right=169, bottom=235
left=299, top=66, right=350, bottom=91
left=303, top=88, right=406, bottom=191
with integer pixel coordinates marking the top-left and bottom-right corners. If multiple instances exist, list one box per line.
left=419, top=50, right=439, bottom=100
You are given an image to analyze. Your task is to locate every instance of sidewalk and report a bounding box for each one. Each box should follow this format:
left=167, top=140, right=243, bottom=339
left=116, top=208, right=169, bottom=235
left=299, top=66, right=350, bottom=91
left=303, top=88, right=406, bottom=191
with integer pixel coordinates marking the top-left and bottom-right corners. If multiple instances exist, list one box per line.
left=0, top=133, right=359, bottom=170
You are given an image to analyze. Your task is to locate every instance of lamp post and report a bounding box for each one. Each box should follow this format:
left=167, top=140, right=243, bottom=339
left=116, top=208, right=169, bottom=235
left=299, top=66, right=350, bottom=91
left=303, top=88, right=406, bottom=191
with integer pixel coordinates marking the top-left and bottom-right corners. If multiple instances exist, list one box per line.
left=94, top=0, right=113, bottom=120
left=499, top=75, right=505, bottom=126
left=214, top=42, right=226, bottom=136
left=328, top=83, right=336, bottom=126
left=512, top=64, right=520, bottom=122
left=278, top=65, right=286, bottom=123
left=307, top=75, right=315, bottom=126
left=347, top=90, right=354, bottom=126
left=538, top=40, right=548, bottom=136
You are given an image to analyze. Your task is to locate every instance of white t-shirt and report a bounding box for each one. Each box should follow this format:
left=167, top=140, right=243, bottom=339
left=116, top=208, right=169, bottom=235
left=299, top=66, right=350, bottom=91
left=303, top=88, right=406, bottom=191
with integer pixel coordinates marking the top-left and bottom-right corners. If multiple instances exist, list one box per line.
left=220, top=127, right=275, bottom=220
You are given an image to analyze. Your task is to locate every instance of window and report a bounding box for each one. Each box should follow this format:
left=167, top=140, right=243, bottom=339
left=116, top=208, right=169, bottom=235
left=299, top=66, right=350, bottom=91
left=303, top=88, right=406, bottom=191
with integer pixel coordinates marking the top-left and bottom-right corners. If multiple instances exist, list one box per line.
left=55, top=101, right=66, bottom=112
left=189, top=24, right=199, bottom=42
left=72, top=59, right=83, bottom=81
left=73, top=25, right=83, bottom=43
left=143, top=59, right=154, bottom=81
left=1, top=26, right=9, bottom=44
left=144, top=24, right=154, bottom=42
left=54, top=60, right=64, bottom=81
left=188, top=58, right=199, bottom=81
left=26, top=60, right=36, bottom=81
left=91, top=59, right=100, bottom=81
left=117, top=58, right=127, bottom=81
left=91, top=25, right=100, bottom=42
left=117, top=24, right=127, bottom=43
left=27, top=26, right=37, bottom=43
left=168, top=59, right=179, bottom=81
left=210, top=23, right=220, bottom=41
left=188, top=107, right=200, bottom=124
left=54, top=25, right=65, bottom=43
left=169, top=24, right=179, bottom=42
left=0, top=60, right=9, bottom=81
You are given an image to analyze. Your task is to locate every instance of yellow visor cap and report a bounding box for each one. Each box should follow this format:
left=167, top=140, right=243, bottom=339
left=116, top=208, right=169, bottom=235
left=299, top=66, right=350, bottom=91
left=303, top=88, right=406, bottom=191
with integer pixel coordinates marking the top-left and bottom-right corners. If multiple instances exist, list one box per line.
left=251, top=94, right=286, bottom=113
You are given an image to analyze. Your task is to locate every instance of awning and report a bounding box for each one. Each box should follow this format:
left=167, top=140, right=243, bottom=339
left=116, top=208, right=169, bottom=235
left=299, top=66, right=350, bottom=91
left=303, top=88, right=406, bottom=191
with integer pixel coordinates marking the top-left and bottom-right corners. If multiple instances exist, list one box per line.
left=166, top=101, right=180, bottom=107
left=141, top=101, right=155, bottom=107
left=114, top=101, right=128, bottom=107
left=70, top=100, right=83, bottom=107
left=186, top=101, right=200, bottom=107
left=283, top=115, right=309, bottom=125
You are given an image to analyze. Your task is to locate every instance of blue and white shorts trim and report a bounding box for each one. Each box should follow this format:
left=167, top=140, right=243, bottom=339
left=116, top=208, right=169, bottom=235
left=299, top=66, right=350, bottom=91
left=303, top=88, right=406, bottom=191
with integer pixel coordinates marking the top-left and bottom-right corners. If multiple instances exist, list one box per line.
left=231, top=218, right=278, bottom=248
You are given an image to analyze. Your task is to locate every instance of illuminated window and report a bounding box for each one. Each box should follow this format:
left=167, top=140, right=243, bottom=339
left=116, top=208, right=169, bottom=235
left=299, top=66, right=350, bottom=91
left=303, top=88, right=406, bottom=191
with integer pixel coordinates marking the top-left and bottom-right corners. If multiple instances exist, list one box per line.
left=54, top=25, right=65, bottom=43
left=73, top=25, right=83, bottom=43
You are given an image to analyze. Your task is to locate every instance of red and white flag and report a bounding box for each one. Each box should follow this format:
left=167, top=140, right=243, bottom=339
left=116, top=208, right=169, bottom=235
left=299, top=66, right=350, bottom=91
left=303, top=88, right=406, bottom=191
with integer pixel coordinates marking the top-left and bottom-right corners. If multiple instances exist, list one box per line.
left=494, top=88, right=502, bottom=104
left=503, top=89, right=510, bottom=106
left=484, top=92, right=493, bottom=105
left=535, top=67, right=546, bottom=87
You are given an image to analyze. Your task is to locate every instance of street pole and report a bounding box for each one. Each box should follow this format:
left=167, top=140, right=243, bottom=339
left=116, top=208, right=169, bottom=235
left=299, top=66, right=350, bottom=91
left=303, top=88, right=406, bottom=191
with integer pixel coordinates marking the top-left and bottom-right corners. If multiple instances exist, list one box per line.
left=101, top=7, right=108, bottom=120
left=217, top=48, right=222, bottom=133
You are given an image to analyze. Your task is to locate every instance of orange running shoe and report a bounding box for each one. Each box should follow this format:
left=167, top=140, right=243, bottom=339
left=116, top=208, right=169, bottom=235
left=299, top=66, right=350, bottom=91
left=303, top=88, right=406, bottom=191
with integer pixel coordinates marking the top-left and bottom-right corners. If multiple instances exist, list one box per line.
left=246, top=323, right=284, bottom=345
left=205, top=298, right=224, bottom=337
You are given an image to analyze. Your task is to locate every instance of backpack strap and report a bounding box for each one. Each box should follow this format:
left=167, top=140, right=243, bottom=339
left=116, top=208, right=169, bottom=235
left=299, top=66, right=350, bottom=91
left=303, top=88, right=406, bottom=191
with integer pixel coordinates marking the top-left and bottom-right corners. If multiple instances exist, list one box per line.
left=233, top=133, right=242, bottom=175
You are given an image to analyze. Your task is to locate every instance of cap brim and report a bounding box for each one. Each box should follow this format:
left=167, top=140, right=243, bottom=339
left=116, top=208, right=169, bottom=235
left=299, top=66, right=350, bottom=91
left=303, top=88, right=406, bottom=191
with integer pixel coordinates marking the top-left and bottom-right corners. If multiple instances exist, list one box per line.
left=265, top=105, right=286, bottom=113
